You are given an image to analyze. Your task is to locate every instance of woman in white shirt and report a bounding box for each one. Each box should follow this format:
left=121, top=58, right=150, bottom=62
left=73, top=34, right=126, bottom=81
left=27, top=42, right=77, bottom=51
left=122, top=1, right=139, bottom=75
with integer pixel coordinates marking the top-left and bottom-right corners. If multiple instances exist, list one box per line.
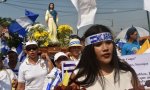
left=69, top=24, right=141, bottom=90
left=17, top=41, right=54, bottom=90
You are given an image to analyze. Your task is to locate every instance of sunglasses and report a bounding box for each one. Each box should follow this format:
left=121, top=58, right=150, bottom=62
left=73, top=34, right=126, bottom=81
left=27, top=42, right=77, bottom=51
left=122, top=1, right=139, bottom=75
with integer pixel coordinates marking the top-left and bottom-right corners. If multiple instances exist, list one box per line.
left=26, top=45, right=38, bottom=51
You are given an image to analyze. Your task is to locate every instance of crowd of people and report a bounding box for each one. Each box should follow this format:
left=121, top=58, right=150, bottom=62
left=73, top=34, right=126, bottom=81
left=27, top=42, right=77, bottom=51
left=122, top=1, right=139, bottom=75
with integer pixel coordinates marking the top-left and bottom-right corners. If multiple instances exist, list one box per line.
left=1, top=1, right=150, bottom=90
left=1, top=24, right=148, bottom=90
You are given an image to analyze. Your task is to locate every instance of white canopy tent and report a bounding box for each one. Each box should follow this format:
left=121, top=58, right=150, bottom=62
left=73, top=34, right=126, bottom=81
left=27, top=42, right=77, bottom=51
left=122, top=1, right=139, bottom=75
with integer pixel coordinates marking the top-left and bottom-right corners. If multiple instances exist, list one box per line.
left=116, top=26, right=149, bottom=40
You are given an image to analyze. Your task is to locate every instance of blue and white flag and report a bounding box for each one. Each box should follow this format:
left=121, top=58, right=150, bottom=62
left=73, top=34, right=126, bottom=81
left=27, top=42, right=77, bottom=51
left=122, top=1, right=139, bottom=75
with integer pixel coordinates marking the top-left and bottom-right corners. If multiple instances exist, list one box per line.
left=16, top=43, right=26, bottom=62
left=8, top=10, right=39, bottom=37
left=18, top=51, right=26, bottom=62
left=16, top=43, right=23, bottom=55
left=25, top=9, right=39, bottom=22
left=61, top=61, right=78, bottom=79
left=43, top=67, right=62, bottom=90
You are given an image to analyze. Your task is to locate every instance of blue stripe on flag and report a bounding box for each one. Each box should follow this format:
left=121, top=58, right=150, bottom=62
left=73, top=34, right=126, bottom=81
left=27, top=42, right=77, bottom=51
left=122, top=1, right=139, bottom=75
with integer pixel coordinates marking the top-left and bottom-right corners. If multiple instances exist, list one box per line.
left=63, top=64, right=76, bottom=67
left=16, top=43, right=23, bottom=55
left=8, top=20, right=27, bottom=37
left=8, top=21, right=23, bottom=33
left=46, top=69, right=60, bottom=90
left=25, top=9, right=39, bottom=22
left=18, top=52, right=26, bottom=62
left=46, top=83, right=51, bottom=90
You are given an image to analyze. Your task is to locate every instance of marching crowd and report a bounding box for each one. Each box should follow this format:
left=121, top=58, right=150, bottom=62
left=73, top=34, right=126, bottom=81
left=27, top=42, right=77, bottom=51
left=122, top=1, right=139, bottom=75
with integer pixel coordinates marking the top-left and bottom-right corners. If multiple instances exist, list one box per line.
left=1, top=24, right=147, bottom=90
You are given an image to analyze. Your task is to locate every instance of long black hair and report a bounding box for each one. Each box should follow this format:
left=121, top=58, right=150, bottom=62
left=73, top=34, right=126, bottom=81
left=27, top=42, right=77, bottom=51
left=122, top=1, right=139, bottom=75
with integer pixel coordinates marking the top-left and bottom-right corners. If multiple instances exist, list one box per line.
left=48, top=3, right=54, bottom=10
left=70, top=24, right=139, bottom=89
left=126, top=26, right=138, bottom=40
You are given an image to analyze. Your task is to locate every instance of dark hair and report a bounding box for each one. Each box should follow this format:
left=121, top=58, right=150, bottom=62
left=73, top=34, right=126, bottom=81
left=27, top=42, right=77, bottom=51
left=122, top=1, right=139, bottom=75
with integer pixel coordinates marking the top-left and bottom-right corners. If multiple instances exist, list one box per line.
left=7, top=51, right=18, bottom=63
left=71, top=24, right=139, bottom=89
left=0, top=55, right=5, bottom=70
left=126, top=26, right=137, bottom=40
left=7, top=51, right=18, bottom=58
left=48, top=3, right=54, bottom=10
left=70, top=34, right=81, bottom=40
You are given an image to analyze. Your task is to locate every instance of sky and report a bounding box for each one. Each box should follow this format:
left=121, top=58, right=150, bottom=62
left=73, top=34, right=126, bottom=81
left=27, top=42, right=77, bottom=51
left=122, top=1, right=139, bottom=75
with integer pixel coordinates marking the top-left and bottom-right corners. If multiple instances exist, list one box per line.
left=0, top=0, right=149, bottom=37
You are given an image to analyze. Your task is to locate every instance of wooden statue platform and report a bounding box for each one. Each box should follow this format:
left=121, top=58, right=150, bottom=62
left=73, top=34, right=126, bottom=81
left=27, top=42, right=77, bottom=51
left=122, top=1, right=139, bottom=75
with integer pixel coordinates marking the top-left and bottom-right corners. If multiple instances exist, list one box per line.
left=38, top=47, right=68, bottom=56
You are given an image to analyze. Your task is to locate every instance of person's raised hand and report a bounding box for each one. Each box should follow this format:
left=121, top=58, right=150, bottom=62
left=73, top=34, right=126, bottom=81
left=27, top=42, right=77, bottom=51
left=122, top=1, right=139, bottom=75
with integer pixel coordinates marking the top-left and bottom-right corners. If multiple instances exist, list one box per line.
left=41, top=53, right=50, bottom=61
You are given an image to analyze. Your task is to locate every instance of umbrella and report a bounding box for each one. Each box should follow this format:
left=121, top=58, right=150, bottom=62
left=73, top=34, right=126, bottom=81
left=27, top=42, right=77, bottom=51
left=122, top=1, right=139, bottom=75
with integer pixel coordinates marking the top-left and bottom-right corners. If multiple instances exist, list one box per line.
left=116, top=26, right=149, bottom=39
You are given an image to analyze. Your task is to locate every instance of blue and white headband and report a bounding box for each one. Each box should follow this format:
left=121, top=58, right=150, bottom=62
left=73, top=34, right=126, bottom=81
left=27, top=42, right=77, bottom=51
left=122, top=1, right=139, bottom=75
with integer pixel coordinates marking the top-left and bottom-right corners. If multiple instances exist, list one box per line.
left=85, top=32, right=113, bottom=46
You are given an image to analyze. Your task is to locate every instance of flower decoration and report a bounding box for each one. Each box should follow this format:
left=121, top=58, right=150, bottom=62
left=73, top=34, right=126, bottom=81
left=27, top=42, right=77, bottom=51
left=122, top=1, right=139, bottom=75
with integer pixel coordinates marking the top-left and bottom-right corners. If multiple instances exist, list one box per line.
left=57, top=24, right=73, bottom=47
left=27, top=24, right=51, bottom=47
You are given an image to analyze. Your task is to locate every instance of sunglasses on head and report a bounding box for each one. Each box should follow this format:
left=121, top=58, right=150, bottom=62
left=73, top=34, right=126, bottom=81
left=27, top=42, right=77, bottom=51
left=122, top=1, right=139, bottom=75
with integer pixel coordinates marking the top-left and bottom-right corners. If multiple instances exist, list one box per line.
left=26, top=45, right=38, bottom=51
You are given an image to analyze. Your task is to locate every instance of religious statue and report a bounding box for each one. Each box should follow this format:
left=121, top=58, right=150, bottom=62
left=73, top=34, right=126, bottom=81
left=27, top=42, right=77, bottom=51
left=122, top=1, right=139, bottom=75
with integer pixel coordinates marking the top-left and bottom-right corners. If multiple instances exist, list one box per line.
left=45, top=3, right=58, bottom=43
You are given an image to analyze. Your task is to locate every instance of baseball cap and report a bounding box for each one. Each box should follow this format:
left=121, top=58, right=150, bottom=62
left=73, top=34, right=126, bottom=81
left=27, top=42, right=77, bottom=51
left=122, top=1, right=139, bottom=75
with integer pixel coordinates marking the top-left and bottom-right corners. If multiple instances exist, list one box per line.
left=54, top=52, right=68, bottom=61
left=25, top=40, right=38, bottom=47
left=69, top=38, right=82, bottom=47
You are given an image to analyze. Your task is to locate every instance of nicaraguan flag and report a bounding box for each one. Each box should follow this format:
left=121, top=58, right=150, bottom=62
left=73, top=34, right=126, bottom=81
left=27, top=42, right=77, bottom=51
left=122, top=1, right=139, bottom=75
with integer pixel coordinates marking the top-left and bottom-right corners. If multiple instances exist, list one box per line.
left=8, top=10, right=39, bottom=37
left=18, top=51, right=26, bottom=62
left=16, top=43, right=26, bottom=62
left=25, top=9, right=39, bottom=22
left=16, top=43, right=23, bottom=55
left=61, top=61, right=78, bottom=79
left=43, top=67, right=62, bottom=90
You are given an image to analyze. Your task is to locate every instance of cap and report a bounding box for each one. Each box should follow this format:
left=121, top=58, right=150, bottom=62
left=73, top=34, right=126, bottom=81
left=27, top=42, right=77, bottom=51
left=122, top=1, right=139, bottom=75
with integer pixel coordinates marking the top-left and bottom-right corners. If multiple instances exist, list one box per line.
left=69, top=38, right=82, bottom=47
left=54, top=52, right=67, bottom=61
left=25, top=40, right=38, bottom=47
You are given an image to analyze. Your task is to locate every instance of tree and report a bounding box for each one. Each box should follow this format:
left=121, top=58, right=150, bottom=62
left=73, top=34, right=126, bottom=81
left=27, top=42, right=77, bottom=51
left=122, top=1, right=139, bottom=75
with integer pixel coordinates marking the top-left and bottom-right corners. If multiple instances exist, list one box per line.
left=0, top=17, right=13, bottom=28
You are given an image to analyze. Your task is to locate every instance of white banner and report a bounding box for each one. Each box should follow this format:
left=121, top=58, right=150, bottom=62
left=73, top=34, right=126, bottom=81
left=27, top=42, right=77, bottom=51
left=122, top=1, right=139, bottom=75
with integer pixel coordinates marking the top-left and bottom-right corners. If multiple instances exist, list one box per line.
left=120, top=53, right=150, bottom=88
left=71, top=0, right=97, bottom=29
left=144, top=0, right=150, bottom=12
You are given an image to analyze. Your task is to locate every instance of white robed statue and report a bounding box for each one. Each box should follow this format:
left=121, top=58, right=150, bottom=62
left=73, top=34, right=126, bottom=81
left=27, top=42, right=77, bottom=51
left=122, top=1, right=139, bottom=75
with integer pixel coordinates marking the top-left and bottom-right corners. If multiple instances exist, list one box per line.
left=45, top=3, right=58, bottom=43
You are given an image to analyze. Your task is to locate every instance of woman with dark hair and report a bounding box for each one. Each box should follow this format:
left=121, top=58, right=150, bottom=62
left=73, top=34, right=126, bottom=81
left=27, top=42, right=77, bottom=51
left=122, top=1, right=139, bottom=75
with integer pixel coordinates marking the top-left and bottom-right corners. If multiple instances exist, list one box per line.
left=17, top=40, right=54, bottom=90
left=69, top=24, right=141, bottom=90
left=45, top=3, right=58, bottom=43
left=121, top=26, right=140, bottom=55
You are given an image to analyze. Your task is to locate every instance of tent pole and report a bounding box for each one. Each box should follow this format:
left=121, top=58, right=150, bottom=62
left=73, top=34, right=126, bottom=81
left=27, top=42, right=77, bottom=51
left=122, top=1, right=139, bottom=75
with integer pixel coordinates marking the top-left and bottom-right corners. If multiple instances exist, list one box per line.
left=77, top=28, right=79, bottom=35
left=146, top=11, right=150, bottom=34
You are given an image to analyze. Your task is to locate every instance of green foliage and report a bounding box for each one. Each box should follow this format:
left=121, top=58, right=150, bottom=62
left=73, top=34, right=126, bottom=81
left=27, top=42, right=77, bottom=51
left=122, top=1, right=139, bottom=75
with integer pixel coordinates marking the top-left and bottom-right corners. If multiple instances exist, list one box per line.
left=0, top=17, right=13, bottom=28
left=6, top=33, right=23, bottom=48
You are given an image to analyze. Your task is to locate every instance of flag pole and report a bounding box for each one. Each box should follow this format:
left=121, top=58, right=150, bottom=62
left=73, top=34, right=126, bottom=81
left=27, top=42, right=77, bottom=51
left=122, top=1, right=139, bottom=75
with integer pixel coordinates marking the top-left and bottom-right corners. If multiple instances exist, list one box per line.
left=146, top=11, right=150, bottom=34
left=77, top=28, right=79, bottom=35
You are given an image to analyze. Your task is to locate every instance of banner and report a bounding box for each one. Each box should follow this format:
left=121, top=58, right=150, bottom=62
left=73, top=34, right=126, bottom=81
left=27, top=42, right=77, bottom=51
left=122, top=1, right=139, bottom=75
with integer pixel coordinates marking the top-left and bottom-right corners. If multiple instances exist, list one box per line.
left=120, top=53, right=150, bottom=88
left=71, top=0, right=97, bottom=29
left=144, top=0, right=150, bottom=12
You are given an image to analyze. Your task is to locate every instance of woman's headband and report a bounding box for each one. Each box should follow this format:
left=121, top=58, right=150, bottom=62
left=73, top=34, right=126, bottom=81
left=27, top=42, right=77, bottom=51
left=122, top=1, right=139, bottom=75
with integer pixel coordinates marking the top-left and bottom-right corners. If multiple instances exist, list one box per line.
left=85, top=32, right=113, bottom=46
